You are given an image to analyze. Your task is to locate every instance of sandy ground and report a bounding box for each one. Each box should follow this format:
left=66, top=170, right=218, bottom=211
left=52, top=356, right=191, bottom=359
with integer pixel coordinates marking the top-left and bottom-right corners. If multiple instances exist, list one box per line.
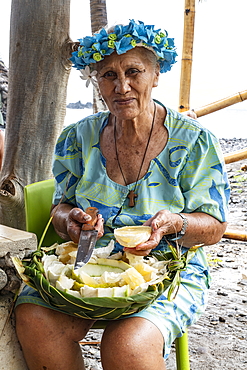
left=81, top=142, right=247, bottom=370
left=176, top=157, right=247, bottom=370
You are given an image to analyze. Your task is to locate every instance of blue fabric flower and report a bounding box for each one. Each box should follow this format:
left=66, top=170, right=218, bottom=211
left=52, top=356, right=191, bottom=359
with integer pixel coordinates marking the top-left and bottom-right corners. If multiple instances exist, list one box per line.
left=71, top=19, right=177, bottom=74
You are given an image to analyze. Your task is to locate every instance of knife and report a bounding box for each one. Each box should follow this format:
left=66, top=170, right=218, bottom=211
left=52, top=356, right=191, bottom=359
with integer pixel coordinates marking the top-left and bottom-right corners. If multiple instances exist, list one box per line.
left=74, top=207, right=99, bottom=269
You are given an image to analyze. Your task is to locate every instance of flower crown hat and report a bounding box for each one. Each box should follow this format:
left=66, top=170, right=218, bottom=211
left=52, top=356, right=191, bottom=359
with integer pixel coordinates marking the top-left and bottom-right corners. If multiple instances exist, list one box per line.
left=71, top=19, right=177, bottom=86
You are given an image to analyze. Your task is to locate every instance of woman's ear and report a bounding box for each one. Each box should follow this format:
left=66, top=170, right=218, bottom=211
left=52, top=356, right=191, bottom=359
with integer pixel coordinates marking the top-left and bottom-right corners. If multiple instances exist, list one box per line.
left=153, top=63, right=160, bottom=87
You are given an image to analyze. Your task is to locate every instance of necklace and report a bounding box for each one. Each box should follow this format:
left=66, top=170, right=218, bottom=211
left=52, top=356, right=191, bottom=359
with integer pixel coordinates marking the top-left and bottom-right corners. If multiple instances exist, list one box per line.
left=114, top=102, right=156, bottom=207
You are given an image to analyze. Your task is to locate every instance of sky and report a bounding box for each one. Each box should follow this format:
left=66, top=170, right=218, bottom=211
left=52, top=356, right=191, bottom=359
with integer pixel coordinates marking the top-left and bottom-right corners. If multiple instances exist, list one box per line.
left=0, top=0, right=247, bottom=129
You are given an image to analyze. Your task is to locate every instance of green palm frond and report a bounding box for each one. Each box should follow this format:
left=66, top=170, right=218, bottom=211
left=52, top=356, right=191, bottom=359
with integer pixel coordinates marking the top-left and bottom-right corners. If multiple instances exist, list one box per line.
left=13, top=246, right=195, bottom=320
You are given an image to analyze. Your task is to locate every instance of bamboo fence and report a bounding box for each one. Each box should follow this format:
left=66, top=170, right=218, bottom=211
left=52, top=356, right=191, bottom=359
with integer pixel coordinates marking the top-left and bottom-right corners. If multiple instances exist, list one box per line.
left=223, top=229, right=247, bottom=242
left=194, top=90, right=247, bottom=118
left=177, top=1, right=247, bottom=242
left=224, top=148, right=247, bottom=164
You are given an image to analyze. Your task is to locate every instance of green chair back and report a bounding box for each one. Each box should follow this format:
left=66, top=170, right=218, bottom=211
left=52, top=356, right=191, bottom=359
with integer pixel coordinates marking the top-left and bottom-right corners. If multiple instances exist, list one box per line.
left=24, top=179, right=63, bottom=246
left=24, top=179, right=190, bottom=369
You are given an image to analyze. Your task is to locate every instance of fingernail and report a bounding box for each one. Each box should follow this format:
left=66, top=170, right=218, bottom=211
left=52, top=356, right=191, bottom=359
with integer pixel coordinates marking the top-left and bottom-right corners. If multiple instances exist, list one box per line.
left=84, top=214, right=91, bottom=221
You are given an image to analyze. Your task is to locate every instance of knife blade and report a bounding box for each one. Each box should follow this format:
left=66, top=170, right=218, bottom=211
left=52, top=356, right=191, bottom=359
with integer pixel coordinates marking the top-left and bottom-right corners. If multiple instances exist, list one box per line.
left=74, top=207, right=99, bottom=269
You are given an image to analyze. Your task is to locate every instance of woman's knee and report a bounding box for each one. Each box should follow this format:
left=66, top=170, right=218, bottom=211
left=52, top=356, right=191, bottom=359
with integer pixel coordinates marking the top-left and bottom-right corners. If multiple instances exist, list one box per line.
left=15, top=303, right=94, bottom=343
left=101, top=317, right=165, bottom=369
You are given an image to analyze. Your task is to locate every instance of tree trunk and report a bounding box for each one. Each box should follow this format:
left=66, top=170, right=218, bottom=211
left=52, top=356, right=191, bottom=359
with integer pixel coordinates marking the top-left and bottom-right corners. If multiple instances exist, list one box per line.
left=90, top=0, right=108, bottom=113
left=90, top=0, right=108, bottom=34
left=0, top=0, right=72, bottom=230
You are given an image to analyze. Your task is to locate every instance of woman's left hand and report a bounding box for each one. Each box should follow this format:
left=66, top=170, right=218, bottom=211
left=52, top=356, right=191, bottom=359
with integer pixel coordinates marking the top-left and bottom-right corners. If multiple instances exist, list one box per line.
left=124, top=210, right=177, bottom=256
left=123, top=210, right=228, bottom=256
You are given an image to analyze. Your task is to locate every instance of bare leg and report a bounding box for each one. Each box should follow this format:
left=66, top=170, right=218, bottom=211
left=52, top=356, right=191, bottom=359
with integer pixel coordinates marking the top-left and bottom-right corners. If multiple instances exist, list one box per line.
left=101, top=317, right=166, bottom=370
left=15, top=304, right=95, bottom=370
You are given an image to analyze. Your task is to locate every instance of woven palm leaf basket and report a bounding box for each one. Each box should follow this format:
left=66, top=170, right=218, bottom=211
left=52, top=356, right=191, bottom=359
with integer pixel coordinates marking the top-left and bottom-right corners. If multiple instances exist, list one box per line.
left=12, top=235, right=196, bottom=320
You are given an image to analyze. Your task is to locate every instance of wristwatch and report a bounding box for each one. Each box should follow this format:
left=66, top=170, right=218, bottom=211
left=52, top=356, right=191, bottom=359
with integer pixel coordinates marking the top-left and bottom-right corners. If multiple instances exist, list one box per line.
left=166, top=213, right=188, bottom=241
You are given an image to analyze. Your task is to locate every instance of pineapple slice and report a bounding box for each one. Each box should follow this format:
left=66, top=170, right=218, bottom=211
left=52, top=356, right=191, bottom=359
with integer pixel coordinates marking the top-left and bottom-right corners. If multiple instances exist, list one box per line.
left=120, top=267, right=145, bottom=290
left=99, top=271, right=122, bottom=285
left=132, top=262, right=158, bottom=282
left=56, top=241, right=78, bottom=264
left=42, top=239, right=170, bottom=299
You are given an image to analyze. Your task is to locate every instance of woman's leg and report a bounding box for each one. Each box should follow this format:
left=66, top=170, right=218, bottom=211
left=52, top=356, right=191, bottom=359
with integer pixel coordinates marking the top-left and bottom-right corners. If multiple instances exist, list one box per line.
left=101, top=317, right=166, bottom=370
left=15, top=304, right=95, bottom=370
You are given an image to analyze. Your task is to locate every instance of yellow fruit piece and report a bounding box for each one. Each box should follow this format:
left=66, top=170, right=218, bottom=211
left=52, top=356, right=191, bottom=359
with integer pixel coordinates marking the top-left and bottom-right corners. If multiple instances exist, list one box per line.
left=78, top=270, right=100, bottom=286
left=133, top=262, right=157, bottom=282
left=114, top=226, right=151, bottom=248
left=56, top=241, right=78, bottom=264
left=120, top=267, right=145, bottom=290
left=73, top=281, right=84, bottom=291
left=43, top=239, right=170, bottom=299
left=99, top=271, right=122, bottom=286
left=11, top=257, right=30, bottom=283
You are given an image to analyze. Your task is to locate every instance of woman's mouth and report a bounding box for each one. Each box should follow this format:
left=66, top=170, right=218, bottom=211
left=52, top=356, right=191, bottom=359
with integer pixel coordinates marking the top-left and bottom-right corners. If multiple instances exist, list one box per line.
left=114, top=98, right=135, bottom=105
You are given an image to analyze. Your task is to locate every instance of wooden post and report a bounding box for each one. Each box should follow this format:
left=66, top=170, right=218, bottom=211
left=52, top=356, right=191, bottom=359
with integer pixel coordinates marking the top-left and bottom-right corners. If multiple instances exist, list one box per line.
left=178, top=0, right=196, bottom=113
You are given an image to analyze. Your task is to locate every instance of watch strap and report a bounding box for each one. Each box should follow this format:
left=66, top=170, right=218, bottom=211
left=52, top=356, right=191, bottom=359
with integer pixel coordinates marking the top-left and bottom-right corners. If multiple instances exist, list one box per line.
left=166, top=213, right=188, bottom=241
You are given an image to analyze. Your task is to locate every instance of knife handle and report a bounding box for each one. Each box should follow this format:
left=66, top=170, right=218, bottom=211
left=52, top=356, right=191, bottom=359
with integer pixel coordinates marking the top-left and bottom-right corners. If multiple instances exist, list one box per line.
left=82, top=207, right=99, bottom=231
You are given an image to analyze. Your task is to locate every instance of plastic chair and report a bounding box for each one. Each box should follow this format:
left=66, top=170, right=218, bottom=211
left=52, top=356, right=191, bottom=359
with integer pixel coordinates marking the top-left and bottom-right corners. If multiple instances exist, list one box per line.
left=24, top=179, right=190, bottom=370
left=24, top=179, right=64, bottom=246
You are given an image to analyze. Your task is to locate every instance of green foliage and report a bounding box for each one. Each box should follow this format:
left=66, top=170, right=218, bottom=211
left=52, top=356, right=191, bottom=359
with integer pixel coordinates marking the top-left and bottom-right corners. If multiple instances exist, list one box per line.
left=14, top=245, right=194, bottom=320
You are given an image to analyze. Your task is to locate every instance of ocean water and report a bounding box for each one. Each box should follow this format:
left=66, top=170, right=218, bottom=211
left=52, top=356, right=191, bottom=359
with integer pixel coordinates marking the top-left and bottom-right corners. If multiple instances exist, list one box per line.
left=64, top=108, right=93, bottom=126
left=65, top=106, right=247, bottom=139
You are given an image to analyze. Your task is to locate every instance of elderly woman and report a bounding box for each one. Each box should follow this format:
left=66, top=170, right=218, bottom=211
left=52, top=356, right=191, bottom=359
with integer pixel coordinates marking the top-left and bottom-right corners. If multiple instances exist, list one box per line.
left=15, top=20, right=230, bottom=370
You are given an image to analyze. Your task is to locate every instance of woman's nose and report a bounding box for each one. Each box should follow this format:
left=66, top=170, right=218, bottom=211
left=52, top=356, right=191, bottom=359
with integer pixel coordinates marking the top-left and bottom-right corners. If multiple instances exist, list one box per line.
left=114, top=75, right=131, bottom=94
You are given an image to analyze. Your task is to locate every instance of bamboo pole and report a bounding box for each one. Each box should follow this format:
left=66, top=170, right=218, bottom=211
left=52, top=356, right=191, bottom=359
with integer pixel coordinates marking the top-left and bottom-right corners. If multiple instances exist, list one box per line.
left=178, top=0, right=196, bottom=113
left=224, top=148, right=247, bottom=164
left=194, top=90, right=247, bottom=118
left=223, top=229, right=247, bottom=242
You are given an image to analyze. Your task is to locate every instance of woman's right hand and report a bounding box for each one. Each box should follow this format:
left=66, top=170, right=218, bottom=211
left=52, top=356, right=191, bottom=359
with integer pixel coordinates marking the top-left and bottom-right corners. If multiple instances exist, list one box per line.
left=51, top=204, right=104, bottom=243
left=67, top=208, right=104, bottom=243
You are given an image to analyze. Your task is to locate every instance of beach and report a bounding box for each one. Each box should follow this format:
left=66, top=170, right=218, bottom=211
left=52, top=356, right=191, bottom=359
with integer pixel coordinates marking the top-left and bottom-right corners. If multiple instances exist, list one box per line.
left=65, top=106, right=247, bottom=139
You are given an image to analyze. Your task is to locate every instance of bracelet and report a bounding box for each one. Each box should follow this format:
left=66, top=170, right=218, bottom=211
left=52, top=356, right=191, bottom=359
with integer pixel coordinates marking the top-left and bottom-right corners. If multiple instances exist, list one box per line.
left=166, top=213, right=188, bottom=241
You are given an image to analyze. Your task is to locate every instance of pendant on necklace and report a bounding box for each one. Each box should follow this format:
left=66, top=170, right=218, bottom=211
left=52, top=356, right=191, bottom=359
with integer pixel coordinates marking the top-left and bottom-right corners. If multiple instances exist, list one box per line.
left=127, top=190, right=138, bottom=207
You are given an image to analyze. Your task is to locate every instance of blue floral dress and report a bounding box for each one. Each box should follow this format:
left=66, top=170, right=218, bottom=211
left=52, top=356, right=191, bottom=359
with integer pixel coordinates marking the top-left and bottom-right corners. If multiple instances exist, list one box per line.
left=17, top=101, right=230, bottom=358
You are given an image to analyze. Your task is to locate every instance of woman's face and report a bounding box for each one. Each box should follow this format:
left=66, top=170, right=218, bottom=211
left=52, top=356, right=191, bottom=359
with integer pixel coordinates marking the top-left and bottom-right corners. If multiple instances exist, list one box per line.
left=96, top=48, right=159, bottom=120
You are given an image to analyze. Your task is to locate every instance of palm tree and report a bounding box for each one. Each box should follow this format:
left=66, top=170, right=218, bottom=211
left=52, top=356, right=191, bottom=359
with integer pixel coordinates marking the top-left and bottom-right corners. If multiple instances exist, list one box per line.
left=0, top=0, right=73, bottom=229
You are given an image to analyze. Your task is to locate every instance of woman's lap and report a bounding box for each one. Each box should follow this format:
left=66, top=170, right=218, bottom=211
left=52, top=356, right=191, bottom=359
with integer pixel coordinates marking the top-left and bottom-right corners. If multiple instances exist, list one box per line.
left=16, top=260, right=209, bottom=359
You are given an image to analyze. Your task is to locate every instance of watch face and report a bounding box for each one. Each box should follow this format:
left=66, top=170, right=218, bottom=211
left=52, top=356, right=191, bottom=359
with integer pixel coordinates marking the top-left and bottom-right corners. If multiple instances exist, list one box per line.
left=177, top=213, right=188, bottom=236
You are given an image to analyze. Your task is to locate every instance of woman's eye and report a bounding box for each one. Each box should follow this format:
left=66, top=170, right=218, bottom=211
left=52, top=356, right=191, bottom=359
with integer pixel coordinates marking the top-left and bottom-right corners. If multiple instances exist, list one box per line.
left=102, top=71, right=117, bottom=80
left=125, top=68, right=141, bottom=77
